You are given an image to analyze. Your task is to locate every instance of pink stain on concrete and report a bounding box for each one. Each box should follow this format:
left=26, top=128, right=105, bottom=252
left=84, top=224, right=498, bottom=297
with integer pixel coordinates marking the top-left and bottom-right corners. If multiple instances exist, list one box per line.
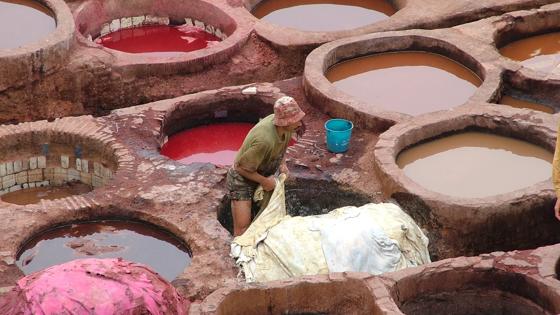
left=0, top=258, right=189, bottom=315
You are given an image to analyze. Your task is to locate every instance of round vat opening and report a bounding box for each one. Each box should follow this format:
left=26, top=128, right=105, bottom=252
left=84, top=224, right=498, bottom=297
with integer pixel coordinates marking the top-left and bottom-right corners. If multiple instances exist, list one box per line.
left=0, top=0, right=56, bottom=49
left=251, top=0, right=397, bottom=32
left=16, top=219, right=192, bottom=281
left=326, top=52, right=482, bottom=116
left=75, top=0, right=235, bottom=56
left=160, top=97, right=275, bottom=166
left=94, top=22, right=222, bottom=56
left=394, top=270, right=560, bottom=315
left=499, top=31, right=560, bottom=73
left=219, top=178, right=373, bottom=233
left=396, top=130, right=552, bottom=198
left=161, top=122, right=255, bottom=166
left=214, top=279, right=377, bottom=315
left=0, top=134, right=118, bottom=206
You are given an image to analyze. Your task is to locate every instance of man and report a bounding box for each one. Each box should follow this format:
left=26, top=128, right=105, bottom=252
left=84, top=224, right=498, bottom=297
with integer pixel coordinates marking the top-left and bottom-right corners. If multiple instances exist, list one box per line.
left=553, top=123, right=560, bottom=221
left=227, top=96, right=305, bottom=236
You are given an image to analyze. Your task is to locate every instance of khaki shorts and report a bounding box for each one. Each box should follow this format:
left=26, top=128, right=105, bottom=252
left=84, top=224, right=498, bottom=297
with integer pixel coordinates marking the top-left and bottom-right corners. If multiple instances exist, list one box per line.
left=226, top=168, right=257, bottom=201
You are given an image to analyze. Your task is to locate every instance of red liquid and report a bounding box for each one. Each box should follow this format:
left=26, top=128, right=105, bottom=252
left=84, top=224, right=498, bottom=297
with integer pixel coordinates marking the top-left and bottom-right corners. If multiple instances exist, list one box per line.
left=95, top=25, right=221, bottom=56
left=161, top=123, right=255, bottom=166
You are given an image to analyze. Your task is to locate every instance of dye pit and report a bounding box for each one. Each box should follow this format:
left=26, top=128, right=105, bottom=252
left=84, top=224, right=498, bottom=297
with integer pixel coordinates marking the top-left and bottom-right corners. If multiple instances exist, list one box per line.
left=252, top=0, right=396, bottom=32
left=499, top=95, right=555, bottom=114
left=95, top=25, right=221, bottom=56
left=400, top=289, right=552, bottom=315
left=395, top=269, right=559, bottom=315
left=16, top=220, right=191, bottom=281
left=326, top=52, right=482, bottom=116
left=0, top=0, right=56, bottom=49
left=499, top=32, right=560, bottom=73
left=397, top=131, right=553, bottom=198
left=1, top=182, right=92, bottom=205
left=161, top=122, right=254, bottom=165
left=219, top=179, right=373, bottom=234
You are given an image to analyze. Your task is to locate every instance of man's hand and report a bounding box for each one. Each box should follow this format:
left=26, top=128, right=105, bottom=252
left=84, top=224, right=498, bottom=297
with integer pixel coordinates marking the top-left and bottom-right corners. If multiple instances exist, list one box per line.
left=555, top=199, right=560, bottom=221
left=279, top=163, right=289, bottom=177
left=261, top=176, right=276, bottom=192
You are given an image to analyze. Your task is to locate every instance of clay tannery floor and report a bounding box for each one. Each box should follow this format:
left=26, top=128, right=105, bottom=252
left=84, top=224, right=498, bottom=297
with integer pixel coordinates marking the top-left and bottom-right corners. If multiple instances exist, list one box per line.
left=1, top=0, right=560, bottom=313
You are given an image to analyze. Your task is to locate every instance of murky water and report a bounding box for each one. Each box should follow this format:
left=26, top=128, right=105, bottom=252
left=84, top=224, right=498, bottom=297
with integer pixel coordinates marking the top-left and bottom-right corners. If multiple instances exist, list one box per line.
left=252, top=0, right=396, bottom=32
left=1, top=182, right=92, bottom=205
left=397, top=131, right=552, bottom=198
left=95, top=25, right=220, bottom=56
left=499, top=95, right=555, bottom=114
left=499, top=32, right=560, bottom=72
left=327, top=52, right=482, bottom=116
left=17, top=220, right=191, bottom=281
left=161, top=122, right=255, bottom=166
left=0, top=0, right=56, bottom=49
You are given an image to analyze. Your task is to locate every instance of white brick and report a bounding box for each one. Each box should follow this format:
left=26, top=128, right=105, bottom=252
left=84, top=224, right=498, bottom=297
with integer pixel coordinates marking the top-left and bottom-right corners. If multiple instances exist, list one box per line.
left=28, top=169, right=43, bottom=182
left=37, top=181, right=49, bottom=188
left=38, top=156, right=46, bottom=169
left=109, top=19, right=120, bottom=32
left=9, top=185, right=21, bottom=192
left=132, top=16, right=145, bottom=27
left=6, top=162, right=13, bottom=175
left=120, top=17, right=132, bottom=28
left=215, top=28, right=224, bottom=39
left=76, top=159, right=82, bottom=172
left=93, top=162, right=102, bottom=177
left=100, top=23, right=111, bottom=36
left=205, top=25, right=214, bottom=34
left=13, top=160, right=22, bottom=173
left=80, top=172, right=92, bottom=186
left=53, top=167, right=67, bottom=185
left=102, top=167, right=113, bottom=179
left=2, top=174, right=15, bottom=188
left=185, top=18, right=194, bottom=26
left=23, top=183, right=29, bottom=189
left=68, top=169, right=80, bottom=182
left=194, top=20, right=205, bottom=29
left=92, top=175, right=104, bottom=188
left=21, top=159, right=29, bottom=171
left=29, top=182, right=36, bottom=188
left=43, top=168, right=54, bottom=181
left=81, top=160, right=89, bottom=173
left=15, top=171, right=27, bottom=185
left=29, top=157, right=37, bottom=170
left=0, top=163, right=5, bottom=177
left=61, top=155, right=69, bottom=168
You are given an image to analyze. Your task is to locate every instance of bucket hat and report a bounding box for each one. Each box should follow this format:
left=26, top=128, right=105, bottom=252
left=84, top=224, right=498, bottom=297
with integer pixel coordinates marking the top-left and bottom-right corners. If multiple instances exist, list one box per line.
left=273, top=96, right=305, bottom=126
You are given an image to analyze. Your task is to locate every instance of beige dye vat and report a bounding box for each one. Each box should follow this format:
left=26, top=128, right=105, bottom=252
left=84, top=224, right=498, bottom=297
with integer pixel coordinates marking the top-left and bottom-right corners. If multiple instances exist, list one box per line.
left=499, top=95, right=555, bottom=114
left=252, top=0, right=396, bottom=32
left=500, top=32, right=560, bottom=72
left=326, top=52, right=482, bottom=116
left=0, top=0, right=56, bottom=49
left=397, top=131, right=552, bottom=198
left=1, top=182, right=92, bottom=205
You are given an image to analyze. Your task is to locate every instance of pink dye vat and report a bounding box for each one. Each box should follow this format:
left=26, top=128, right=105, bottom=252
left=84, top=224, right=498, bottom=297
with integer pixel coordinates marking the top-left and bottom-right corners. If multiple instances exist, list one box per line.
left=95, top=25, right=221, bottom=56
left=0, top=258, right=189, bottom=315
left=161, top=122, right=255, bottom=166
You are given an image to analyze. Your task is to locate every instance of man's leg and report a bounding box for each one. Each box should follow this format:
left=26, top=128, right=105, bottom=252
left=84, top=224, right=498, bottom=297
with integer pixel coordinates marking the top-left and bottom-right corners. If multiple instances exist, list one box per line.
left=232, top=200, right=252, bottom=236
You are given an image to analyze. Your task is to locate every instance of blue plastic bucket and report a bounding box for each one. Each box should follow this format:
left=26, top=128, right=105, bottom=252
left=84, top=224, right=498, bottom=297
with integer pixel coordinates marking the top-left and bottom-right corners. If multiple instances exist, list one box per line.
left=325, top=119, right=353, bottom=153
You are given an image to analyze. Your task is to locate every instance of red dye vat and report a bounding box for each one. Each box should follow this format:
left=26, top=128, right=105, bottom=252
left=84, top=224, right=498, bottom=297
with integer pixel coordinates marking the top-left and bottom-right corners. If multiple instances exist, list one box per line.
left=161, top=122, right=296, bottom=166
left=95, top=25, right=220, bottom=55
left=161, top=122, right=255, bottom=166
